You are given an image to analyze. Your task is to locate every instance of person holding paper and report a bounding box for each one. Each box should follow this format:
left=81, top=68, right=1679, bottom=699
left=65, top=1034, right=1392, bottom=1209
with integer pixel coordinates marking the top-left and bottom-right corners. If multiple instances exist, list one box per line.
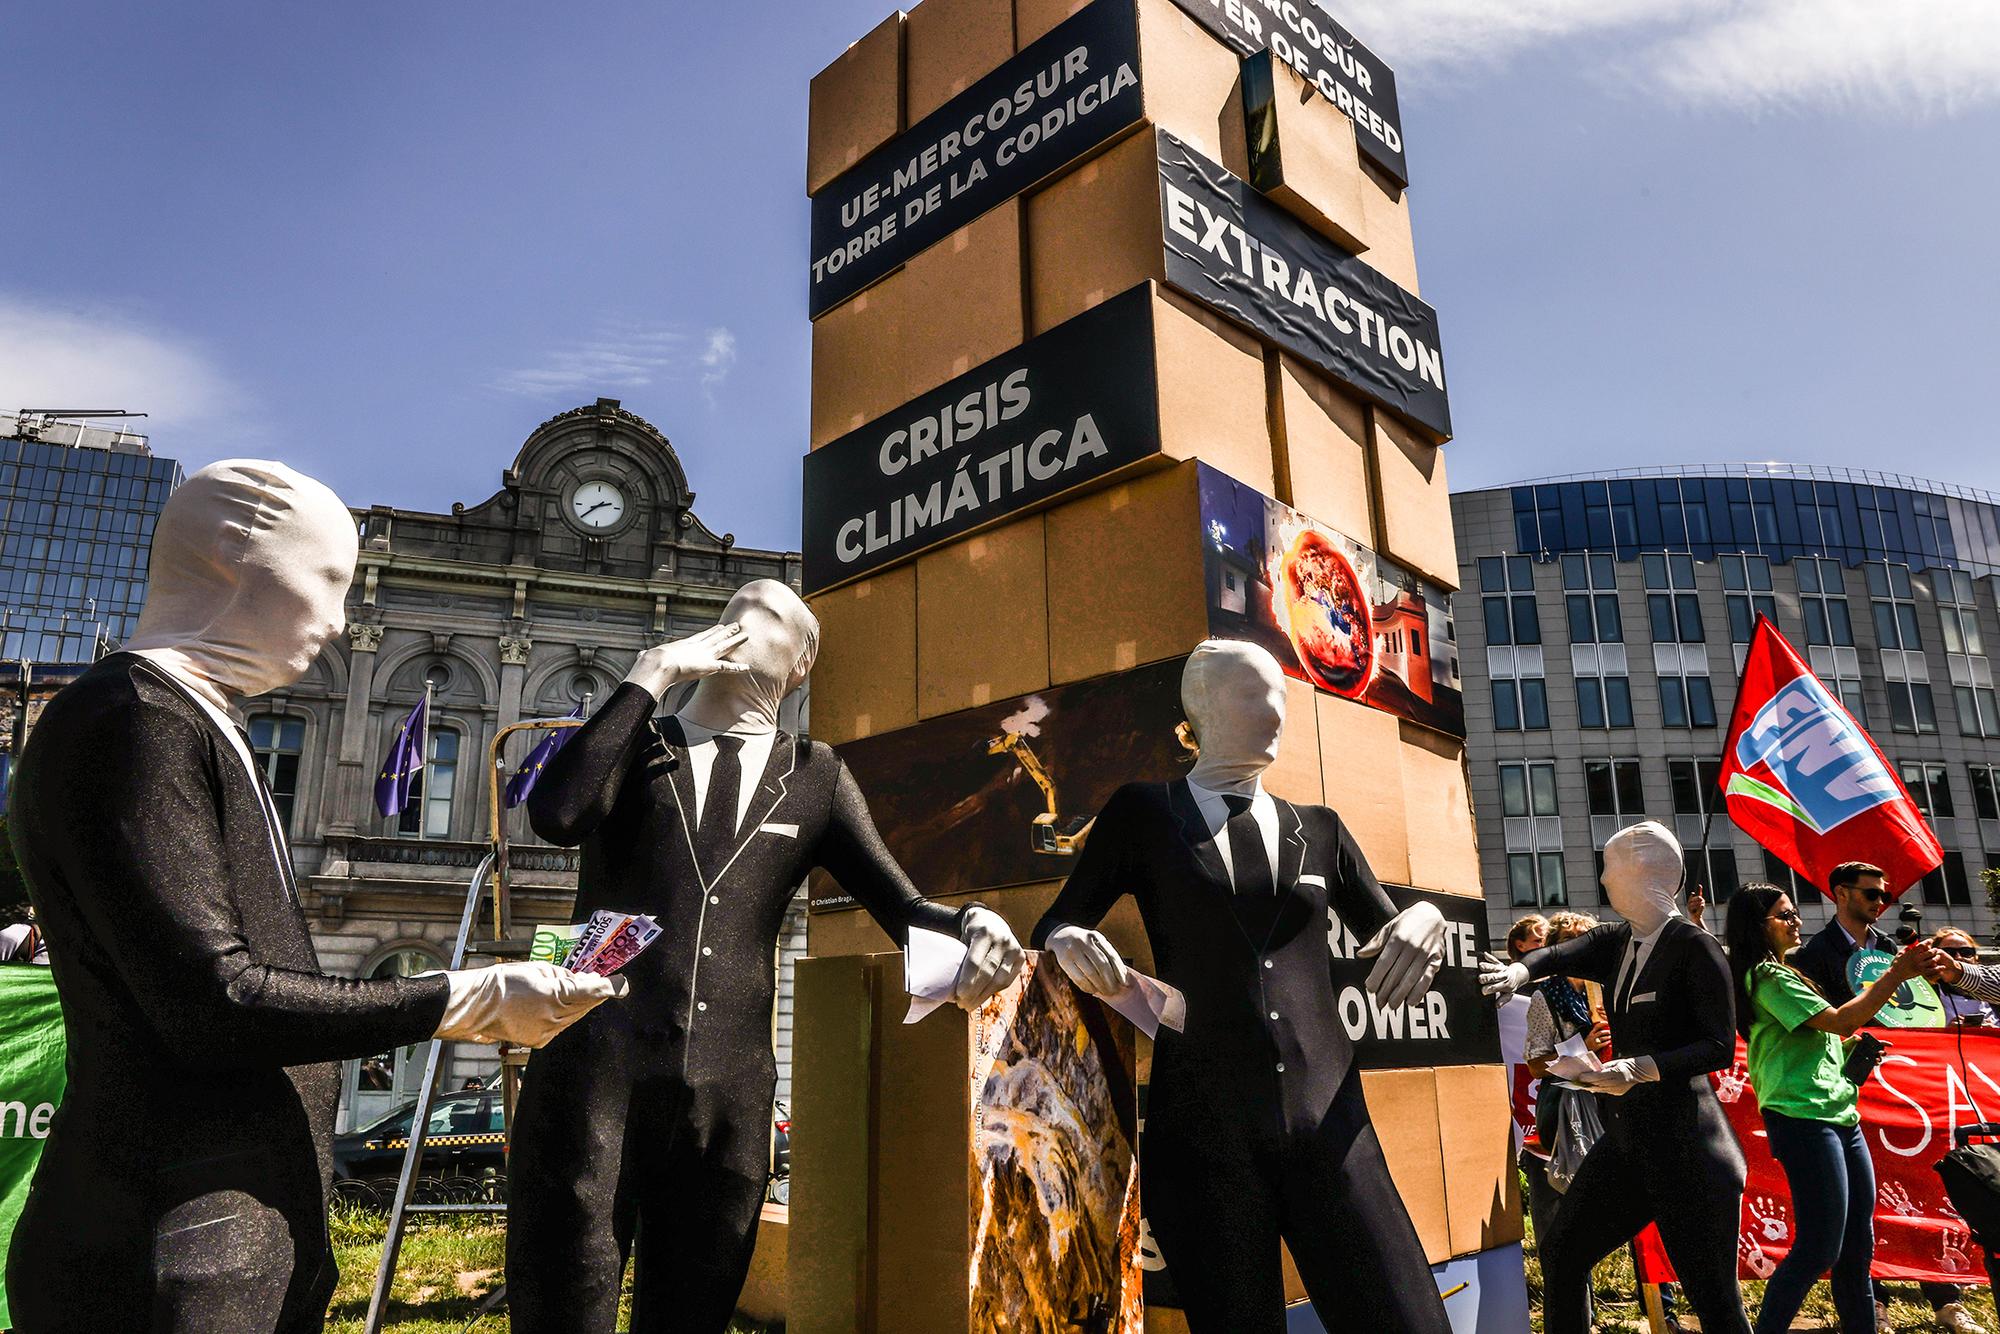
left=508, top=580, right=1023, bottom=1334
left=1032, top=640, right=1452, bottom=1334
left=3, top=462, right=622, bottom=1334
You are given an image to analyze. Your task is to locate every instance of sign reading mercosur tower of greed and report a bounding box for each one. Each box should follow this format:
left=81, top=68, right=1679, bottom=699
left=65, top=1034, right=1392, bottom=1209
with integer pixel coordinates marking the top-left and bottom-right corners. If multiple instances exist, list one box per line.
left=808, top=0, right=1144, bottom=317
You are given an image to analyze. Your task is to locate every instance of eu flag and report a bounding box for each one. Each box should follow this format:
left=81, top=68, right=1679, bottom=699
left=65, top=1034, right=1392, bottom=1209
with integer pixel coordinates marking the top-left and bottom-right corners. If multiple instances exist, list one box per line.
left=374, top=695, right=428, bottom=817
left=504, top=702, right=586, bottom=809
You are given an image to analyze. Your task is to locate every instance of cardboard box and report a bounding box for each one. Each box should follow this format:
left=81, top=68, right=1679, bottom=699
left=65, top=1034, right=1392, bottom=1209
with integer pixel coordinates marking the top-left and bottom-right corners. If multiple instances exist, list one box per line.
left=737, top=1204, right=789, bottom=1324
left=1265, top=676, right=1324, bottom=807
left=1316, top=692, right=1411, bottom=886
left=790, top=953, right=1144, bottom=1333
left=1025, top=127, right=1162, bottom=331
left=1359, top=169, right=1421, bottom=293
left=1154, top=290, right=1274, bottom=492
left=1242, top=50, right=1369, bottom=253
left=1369, top=407, right=1459, bottom=588
left=1271, top=353, right=1373, bottom=544
left=1398, top=722, right=1482, bottom=898
left=905, top=0, right=1017, bottom=123
left=807, top=565, right=919, bottom=745
left=1360, top=1067, right=1451, bottom=1264
left=809, top=11, right=906, bottom=197
left=916, top=513, right=1050, bottom=717
left=1435, top=1064, right=1526, bottom=1257
left=1044, top=463, right=1207, bottom=685
left=810, top=202, right=1026, bottom=447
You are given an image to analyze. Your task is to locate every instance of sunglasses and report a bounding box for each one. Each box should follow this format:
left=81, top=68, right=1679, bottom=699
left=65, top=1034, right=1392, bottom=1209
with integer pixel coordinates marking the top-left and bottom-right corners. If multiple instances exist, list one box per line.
left=1943, top=947, right=1980, bottom=960
left=1768, top=909, right=1802, bottom=924
left=1852, top=888, right=1891, bottom=904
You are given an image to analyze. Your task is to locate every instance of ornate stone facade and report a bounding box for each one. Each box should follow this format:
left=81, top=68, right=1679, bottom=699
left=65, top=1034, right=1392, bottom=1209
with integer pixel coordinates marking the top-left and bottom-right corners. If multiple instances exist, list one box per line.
left=258, top=399, right=808, bottom=1127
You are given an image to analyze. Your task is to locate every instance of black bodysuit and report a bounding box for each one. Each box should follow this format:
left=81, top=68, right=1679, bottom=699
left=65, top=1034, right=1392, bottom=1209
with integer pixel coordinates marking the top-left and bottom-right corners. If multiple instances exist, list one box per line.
left=508, top=683, right=964, bottom=1334
left=4, top=655, right=449, bottom=1334
left=1032, top=780, right=1450, bottom=1334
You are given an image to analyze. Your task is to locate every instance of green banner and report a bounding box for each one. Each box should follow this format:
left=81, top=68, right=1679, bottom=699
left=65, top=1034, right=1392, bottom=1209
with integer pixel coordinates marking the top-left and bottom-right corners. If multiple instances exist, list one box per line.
left=0, top=967, right=65, bottom=1328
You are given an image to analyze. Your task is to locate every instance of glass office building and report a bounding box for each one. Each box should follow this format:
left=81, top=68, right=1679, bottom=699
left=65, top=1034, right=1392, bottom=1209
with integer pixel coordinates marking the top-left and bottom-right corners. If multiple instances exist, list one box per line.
left=1, top=416, right=183, bottom=796
left=1453, top=464, right=2000, bottom=945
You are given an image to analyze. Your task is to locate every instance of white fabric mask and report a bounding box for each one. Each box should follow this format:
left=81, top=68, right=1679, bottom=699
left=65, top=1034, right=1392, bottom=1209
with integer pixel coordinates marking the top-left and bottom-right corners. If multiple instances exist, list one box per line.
left=678, top=579, right=819, bottom=737
left=1601, top=821, right=1685, bottom=937
left=124, top=460, right=358, bottom=712
left=1180, top=639, right=1287, bottom=798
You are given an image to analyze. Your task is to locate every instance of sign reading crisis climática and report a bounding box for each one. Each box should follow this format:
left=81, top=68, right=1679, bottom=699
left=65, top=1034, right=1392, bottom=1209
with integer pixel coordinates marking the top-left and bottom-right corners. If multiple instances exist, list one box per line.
left=808, top=0, right=1143, bottom=318
left=1156, top=130, right=1451, bottom=440
left=1164, top=0, right=1407, bottom=187
left=801, top=285, right=1162, bottom=594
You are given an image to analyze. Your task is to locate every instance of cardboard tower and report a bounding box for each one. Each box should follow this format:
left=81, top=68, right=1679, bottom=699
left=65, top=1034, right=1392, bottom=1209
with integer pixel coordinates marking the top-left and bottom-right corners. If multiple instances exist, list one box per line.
left=793, top=0, right=1526, bottom=1328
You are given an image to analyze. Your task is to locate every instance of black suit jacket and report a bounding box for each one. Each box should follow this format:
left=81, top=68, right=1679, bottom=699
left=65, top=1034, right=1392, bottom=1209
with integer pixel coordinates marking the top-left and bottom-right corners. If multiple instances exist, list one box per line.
left=4, top=654, right=449, bottom=1326
left=1031, top=780, right=1397, bottom=1136
left=527, top=683, right=962, bottom=1087
left=1526, top=918, right=1745, bottom=1186
left=1792, top=919, right=1892, bottom=1007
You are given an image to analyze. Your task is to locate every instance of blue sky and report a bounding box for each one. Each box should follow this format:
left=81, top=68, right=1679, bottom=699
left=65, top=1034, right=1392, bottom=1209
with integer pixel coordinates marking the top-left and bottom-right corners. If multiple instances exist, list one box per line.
left=4, top=0, right=1997, bottom=552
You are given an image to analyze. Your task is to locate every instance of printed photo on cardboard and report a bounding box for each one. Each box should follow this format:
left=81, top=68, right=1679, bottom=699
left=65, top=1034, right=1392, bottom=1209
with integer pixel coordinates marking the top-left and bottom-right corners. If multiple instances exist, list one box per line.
left=1198, top=464, right=1465, bottom=739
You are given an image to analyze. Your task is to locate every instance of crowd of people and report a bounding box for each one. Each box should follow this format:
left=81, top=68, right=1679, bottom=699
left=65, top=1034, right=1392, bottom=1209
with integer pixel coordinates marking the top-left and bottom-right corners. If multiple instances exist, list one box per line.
left=1497, top=850, right=2000, bottom=1334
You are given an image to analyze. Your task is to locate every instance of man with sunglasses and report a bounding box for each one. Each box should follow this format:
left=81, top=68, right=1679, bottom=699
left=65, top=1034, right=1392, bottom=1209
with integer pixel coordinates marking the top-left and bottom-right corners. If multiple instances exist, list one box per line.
left=1792, top=862, right=1897, bottom=1006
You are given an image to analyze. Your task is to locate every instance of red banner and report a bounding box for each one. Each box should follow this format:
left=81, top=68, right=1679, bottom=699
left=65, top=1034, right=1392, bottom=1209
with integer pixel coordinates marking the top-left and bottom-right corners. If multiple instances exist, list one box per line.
left=1720, top=616, right=1942, bottom=900
left=1515, top=1028, right=2000, bottom=1285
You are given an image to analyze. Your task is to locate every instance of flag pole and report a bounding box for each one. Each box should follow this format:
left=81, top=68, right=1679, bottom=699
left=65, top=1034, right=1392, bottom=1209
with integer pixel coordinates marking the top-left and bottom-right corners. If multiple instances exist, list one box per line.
left=417, top=678, right=434, bottom=840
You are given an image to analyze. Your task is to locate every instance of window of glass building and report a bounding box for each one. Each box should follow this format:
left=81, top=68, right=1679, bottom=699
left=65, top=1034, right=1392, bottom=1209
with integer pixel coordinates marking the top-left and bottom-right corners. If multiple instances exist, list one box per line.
left=1575, top=674, right=1634, bottom=729
left=1899, top=762, right=1955, bottom=820
left=1669, top=758, right=1727, bottom=819
left=248, top=715, right=306, bottom=833
left=1585, top=759, right=1645, bottom=821
left=1491, top=677, right=1549, bottom=732
left=1720, top=555, right=1776, bottom=643
left=1937, top=569, right=1986, bottom=655
left=396, top=727, right=461, bottom=839
left=1886, top=681, right=1939, bottom=735
left=1933, top=569, right=1999, bottom=737
left=1921, top=851, right=1973, bottom=908
left=1971, top=764, right=2000, bottom=822
left=1499, top=760, right=1564, bottom=908
left=1867, top=562, right=1923, bottom=651
left=1480, top=556, right=1541, bottom=647
left=1795, top=557, right=1856, bottom=648
left=1644, top=553, right=1705, bottom=644
left=1761, top=849, right=1812, bottom=900
left=1561, top=553, right=1623, bottom=644
left=1659, top=674, right=1718, bottom=728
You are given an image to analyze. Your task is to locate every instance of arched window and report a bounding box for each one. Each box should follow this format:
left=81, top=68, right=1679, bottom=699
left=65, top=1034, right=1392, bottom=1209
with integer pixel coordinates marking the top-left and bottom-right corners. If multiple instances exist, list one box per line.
left=395, top=726, right=461, bottom=839
left=247, top=714, right=305, bottom=833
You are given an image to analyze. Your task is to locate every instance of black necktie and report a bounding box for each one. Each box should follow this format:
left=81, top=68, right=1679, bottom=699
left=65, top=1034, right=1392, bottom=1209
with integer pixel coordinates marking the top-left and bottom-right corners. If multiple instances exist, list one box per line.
left=695, top=735, right=744, bottom=870
left=1223, top=794, right=1275, bottom=898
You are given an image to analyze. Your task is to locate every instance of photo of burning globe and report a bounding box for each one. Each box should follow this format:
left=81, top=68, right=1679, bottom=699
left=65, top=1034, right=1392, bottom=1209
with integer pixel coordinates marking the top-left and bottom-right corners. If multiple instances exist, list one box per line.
left=1277, top=528, right=1377, bottom=698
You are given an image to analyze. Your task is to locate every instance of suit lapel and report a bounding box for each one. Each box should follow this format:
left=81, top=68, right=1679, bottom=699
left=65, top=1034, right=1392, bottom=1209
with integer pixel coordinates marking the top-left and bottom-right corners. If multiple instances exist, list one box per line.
left=1277, top=799, right=1307, bottom=891
left=654, top=717, right=709, bottom=888
left=1167, top=779, right=1230, bottom=888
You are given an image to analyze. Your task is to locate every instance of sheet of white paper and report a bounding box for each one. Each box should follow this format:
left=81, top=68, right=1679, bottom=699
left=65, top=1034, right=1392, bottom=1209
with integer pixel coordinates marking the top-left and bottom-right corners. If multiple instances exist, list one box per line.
left=1547, top=1032, right=1604, bottom=1080
left=904, top=926, right=966, bottom=1024
left=1103, top=971, right=1188, bottom=1039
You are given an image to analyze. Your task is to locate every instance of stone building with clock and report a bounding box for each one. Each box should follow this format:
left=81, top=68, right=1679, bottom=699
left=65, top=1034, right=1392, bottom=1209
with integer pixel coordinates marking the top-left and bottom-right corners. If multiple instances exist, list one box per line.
left=248, top=398, right=809, bottom=1129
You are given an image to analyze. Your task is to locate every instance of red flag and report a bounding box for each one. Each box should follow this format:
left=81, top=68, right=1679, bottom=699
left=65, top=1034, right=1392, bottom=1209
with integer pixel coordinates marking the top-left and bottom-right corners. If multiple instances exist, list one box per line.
left=1719, top=616, right=1942, bottom=900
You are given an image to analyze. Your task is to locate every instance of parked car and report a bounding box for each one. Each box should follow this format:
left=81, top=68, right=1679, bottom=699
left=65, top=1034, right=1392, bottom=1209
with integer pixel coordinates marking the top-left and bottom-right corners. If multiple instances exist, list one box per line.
left=768, top=1100, right=791, bottom=1204
left=332, top=1088, right=507, bottom=1184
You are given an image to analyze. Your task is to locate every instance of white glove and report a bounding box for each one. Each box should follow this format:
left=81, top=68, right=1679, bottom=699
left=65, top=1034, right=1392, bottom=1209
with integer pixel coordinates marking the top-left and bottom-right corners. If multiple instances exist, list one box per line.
left=953, top=907, right=1025, bottom=1009
left=624, top=623, right=754, bottom=700
left=1478, top=952, right=1531, bottom=1001
left=1574, top=1056, right=1660, bottom=1096
left=434, top=962, right=627, bottom=1047
left=1045, top=924, right=1131, bottom=998
left=1357, top=902, right=1448, bottom=1011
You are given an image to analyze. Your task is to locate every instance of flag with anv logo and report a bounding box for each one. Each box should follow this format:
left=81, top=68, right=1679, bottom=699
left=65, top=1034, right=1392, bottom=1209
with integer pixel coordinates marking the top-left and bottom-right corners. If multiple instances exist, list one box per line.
left=1720, top=615, right=1942, bottom=900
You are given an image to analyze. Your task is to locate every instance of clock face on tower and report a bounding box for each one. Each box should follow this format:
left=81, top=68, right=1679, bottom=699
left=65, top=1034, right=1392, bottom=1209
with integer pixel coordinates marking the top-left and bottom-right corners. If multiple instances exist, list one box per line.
left=568, top=480, right=627, bottom=531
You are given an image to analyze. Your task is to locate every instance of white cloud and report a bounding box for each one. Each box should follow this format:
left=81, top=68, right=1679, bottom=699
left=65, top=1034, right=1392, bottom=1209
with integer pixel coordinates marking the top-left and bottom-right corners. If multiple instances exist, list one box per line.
left=493, top=320, right=740, bottom=404
left=1341, top=0, right=2000, bottom=116
left=0, top=294, right=239, bottom=431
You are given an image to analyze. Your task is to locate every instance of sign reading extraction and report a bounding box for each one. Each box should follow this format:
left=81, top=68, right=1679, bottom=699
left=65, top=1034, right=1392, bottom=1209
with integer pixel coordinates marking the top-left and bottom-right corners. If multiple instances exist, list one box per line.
left=1165, top=0, right=1407, bottom=187
left=801, top=285, right=1162, bottom=593
left=1156, top=129, right=1451, bottom=439
left=808, top=0, right=1143, bottom=318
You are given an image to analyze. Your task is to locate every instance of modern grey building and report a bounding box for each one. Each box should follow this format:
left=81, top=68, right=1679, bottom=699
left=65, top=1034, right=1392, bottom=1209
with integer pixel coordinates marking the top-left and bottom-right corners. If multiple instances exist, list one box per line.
left=0, top=413, right=183, bottom=799
left=1453, top=464, right=2000, bottom=948
left=241, top=398, right=808, bottom=1129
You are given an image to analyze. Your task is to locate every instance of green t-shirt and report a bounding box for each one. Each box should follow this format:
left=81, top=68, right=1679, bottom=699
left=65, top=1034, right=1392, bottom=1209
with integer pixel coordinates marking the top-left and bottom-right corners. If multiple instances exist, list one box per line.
left=1747, top=959, right=1858, bottom=1125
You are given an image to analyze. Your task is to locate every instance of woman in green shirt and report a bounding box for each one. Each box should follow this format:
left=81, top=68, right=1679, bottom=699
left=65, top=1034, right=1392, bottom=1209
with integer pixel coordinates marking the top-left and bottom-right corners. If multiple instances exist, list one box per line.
left=1725, top=883, right=1944, bottom=1334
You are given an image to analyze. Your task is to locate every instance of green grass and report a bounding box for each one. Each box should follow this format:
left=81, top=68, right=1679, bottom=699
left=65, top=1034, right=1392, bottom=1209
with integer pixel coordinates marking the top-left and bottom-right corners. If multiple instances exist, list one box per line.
left=323, top=1206, right=779, bottom=1333
left=1520, top=1178, right=2000, bottom=1332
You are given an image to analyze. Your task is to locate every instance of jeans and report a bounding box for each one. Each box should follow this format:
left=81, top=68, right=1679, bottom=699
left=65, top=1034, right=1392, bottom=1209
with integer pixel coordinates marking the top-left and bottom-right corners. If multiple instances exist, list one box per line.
left=1757, top=1109, right=1877, bottom=1334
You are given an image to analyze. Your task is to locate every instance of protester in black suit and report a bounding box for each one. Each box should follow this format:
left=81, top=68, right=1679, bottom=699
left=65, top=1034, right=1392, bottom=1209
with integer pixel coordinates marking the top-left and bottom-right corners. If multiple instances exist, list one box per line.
left=1033, top=640, right=1452, bottom=1334
left=507, top=581, right=1024, bottom=1334
left=1482, top=820, right=1751, bottom=1334
left=5, top=462, right=618, bottom=1334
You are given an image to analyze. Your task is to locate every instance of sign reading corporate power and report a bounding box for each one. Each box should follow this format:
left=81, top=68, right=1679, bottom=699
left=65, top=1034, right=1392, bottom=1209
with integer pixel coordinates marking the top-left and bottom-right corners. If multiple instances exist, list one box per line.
left=1155, top=130, right=1451, bottom=439
left=808, top=0, right=1143, bottom=317
left=1333, top=886, right=1498, bottom=1070
left=1164, top=0, right=1407, bottom=187
left=801, top=285, right=1161, bottom=593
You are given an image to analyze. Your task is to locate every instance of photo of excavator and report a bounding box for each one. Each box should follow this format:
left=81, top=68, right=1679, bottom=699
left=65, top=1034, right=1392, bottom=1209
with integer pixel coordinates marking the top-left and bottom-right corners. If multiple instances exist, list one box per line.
left=985, top=730, right=1096, bottom=856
